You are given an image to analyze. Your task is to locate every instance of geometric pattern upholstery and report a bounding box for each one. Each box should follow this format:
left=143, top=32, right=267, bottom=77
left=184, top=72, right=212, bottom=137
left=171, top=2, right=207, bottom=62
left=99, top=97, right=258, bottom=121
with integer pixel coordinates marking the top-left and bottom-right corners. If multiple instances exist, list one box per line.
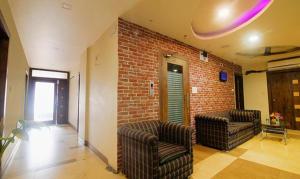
left=125, top=120, right=160, bottom=136
left=229, top=110, right=255, bottom=122
left=195, top=116, right=230, bottom=150
left=158, top=142, right=187, bottom=165
left=118, top=120, right=193, bottom=179
left=230, top=109, right=262, bottom=135
left=246, top=110, right=262, bottom=135
left=158, top=155, right=192, bottom=179
left=195, top=109, right=261, bottom=151
left=228, top=122, right=253, bottom=135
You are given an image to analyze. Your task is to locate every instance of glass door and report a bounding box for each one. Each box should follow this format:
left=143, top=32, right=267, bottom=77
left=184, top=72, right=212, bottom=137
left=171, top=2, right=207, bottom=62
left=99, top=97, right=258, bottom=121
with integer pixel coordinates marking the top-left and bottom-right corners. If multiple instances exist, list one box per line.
left=33, top=81, right=56, bottom=123
left=160, top=55, right=190, bottom=126
left=167, top=63, right=184, bottom=124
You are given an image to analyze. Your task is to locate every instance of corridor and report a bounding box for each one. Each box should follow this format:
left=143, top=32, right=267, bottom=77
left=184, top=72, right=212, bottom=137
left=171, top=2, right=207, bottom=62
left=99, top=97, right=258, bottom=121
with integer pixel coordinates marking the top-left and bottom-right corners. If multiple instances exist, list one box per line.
left=3, top=126, right=123, bottom=179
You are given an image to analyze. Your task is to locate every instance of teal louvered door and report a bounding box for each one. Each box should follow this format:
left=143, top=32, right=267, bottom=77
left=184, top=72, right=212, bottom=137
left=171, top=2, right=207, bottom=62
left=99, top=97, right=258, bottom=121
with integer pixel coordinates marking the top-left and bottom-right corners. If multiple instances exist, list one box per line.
left=167, top=63, right=184, bottom=124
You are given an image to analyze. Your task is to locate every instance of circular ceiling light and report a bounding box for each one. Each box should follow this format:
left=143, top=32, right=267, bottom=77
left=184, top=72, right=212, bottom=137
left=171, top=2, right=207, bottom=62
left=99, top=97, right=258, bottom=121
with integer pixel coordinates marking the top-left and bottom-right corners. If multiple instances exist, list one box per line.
left=216, top=6, right=232, bottom=20
left=191, top=0, right=273, bottom=40
left=248, top=33, right=261, bottom=43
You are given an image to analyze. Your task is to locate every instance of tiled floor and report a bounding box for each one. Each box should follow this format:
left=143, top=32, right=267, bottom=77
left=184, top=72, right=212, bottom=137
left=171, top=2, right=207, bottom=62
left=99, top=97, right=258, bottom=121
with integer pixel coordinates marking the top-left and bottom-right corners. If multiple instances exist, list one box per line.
left=3, top=126, right=300, bottom=179
left=192, top=130, right=300, bottom=179
left=3, top=126, right=124, bottom=179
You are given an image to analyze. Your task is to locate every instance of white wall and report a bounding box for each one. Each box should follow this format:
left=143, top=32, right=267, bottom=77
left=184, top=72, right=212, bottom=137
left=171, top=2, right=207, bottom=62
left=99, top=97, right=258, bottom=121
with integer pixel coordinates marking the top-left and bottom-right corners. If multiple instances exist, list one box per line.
left=79, top=50, right=87, bottom=141
left=243, top=64, right=269, bottom=123
left=68, top=71, right=79, bottom=129
left=67, top=51, right=87, bottom=142
left=86, top=21, right=118, bottom=169
left=0, top=0, right=29, bottom=168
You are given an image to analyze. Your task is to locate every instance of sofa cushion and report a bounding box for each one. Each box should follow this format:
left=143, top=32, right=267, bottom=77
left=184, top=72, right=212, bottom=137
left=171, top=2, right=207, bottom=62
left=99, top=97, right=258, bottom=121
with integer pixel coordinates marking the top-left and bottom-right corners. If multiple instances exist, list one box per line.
left=158, top=142, right=187, bottom=165
left=228, top=122, right=253, bottom=135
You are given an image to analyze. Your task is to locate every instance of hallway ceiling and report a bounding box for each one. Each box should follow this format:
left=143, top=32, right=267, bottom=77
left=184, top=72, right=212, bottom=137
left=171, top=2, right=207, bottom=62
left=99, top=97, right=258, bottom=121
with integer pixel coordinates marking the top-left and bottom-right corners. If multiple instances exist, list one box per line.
left=8, top=0, right=300, bottom=70
left=9, top=0, right=140, bottom=71
left=122, top=0, right=300, bottom=67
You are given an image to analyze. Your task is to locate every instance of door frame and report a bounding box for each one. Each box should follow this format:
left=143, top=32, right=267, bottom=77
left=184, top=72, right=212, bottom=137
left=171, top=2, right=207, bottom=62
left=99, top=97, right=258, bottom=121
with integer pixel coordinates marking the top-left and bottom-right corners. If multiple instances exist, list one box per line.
left=77, top=73, right=80, bottom=133
left=267, top=68, right=300, bottom=130
left=234, top=73, right=245, bottom=110
left=0, top=14, right=9, bottom=124
left=27, top=68, right=70, bottom=124
left=0, top=10, right=10, bottom=38
left=159, top=52, right=190, bottom=126
left=32, top=78, right=58, bottom=125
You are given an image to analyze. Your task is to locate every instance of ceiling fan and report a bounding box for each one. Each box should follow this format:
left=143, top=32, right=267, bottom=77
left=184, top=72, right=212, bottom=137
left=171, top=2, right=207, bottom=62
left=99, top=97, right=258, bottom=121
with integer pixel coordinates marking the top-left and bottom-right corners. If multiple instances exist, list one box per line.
left=237, top=46, right=300, bottom=57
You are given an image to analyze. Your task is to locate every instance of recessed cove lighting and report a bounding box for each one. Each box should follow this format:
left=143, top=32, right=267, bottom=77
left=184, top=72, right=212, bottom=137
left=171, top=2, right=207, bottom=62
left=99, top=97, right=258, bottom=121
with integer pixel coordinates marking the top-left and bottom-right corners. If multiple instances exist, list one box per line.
left=192, top=0, right=273, bottom=39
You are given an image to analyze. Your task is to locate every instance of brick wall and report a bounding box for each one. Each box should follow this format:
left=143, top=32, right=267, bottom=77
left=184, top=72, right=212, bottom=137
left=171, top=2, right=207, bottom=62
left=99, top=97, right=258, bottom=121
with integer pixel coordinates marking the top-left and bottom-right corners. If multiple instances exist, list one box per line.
left=117, top=18, right=242, bottom=168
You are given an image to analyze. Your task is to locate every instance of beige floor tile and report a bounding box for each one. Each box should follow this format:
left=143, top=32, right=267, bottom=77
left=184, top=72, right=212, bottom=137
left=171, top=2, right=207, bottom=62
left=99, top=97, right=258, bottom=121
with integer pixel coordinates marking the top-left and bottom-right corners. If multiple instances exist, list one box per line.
left=225, top=147, right=248, bottom=157
left=3, top=126, right=123, bottom=179
left=193, top=145, right=219, bottom=164
left=239, top=132, right=300, bottom=175
left=192, top=153, right=237, bottom=179
left=241, top=150, right=300, bottom=175
left=213, top=158, right=300, bottom=179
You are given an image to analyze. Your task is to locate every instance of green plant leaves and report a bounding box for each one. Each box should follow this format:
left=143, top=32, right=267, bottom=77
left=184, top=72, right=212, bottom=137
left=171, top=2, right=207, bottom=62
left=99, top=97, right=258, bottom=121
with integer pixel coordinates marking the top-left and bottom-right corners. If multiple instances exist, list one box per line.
left=12, top=128, right=29, bottom=140
left=0, top=119, right=47, bottom=158
left=17, top=120, right=26, bottom=128
left=0, top=119, right=39, bottom=158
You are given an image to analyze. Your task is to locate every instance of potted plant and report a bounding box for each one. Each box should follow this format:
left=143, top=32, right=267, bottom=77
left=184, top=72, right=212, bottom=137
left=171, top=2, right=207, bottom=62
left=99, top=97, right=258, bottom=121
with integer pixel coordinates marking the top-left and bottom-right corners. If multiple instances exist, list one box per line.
left=0, top=119, right=40, bottom=172
left=270, top=112, right=284, bottom=126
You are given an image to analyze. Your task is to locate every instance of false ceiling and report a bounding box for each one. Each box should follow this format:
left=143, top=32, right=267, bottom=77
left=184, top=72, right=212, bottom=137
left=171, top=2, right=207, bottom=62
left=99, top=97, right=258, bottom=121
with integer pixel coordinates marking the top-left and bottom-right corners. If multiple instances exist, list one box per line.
left=8, top=0, right=300, bottom=70
left=121, top=0, right=300, bottom=67
left=8, top=0, right=140, bottom=71
left=191, top=0, right=273, bottom=39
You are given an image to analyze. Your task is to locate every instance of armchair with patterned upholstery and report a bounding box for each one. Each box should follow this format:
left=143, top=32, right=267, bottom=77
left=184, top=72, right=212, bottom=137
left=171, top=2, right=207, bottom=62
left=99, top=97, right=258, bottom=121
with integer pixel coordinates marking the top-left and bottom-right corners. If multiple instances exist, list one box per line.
left=118, top=120, right=193, bottom=179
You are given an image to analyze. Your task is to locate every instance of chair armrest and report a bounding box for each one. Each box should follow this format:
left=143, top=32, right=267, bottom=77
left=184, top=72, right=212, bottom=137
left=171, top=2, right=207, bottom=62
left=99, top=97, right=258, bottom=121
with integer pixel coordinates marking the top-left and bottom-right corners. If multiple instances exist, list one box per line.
left=195, top=115, right=229, bottom=150
left=195, top=115, right=229, bottom=122
left=246, top=110, right=261, bottom=120
left=159, top=122, right=193, bottom=154
left=118, top=127, right=159, bottom=145
left=245, top=110, right=262, bottom=134
left=229, top=110, right=255, bottom=122
left=118, top=127, right=159, bottom=178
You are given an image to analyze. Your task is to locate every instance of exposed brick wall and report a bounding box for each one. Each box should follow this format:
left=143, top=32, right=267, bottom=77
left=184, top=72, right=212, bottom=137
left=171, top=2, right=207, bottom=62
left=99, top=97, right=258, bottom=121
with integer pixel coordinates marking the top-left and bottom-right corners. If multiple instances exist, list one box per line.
left=117, top=18, right=242, bottom=168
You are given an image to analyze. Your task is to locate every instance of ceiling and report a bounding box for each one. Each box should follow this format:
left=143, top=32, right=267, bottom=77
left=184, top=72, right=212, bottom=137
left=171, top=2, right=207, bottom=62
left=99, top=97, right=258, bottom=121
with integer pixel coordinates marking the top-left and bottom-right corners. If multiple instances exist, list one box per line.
left=8, top=0, right=300, bottom=70
left=191, top=0, right=270, bottom=39
left=122, top=0, right=300, bottom=67
left=9, top=0, right=141, bottom=71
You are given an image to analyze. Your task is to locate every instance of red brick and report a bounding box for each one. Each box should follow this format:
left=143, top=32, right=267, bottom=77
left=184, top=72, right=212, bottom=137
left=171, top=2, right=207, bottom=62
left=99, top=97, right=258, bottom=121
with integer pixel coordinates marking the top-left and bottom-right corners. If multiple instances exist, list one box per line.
left=117, top=18, right=242, bottom=169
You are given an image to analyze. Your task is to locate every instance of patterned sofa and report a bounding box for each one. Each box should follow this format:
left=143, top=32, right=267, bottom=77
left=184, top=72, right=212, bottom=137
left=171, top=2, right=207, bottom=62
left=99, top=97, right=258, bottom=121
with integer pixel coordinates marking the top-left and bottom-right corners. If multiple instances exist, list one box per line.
left=229, top=110, right=262, bottom=135
left=118, top=120, right=193, bottom=179
left=195, top=110, right=261, bottom=151
left=245, top=110, right=262, bottom=135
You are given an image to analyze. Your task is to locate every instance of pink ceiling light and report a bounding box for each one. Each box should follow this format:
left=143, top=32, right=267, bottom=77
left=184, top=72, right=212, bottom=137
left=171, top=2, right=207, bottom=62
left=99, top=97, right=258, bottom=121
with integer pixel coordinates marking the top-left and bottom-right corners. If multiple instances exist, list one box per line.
left=192, top=0, right=273, bottom=39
